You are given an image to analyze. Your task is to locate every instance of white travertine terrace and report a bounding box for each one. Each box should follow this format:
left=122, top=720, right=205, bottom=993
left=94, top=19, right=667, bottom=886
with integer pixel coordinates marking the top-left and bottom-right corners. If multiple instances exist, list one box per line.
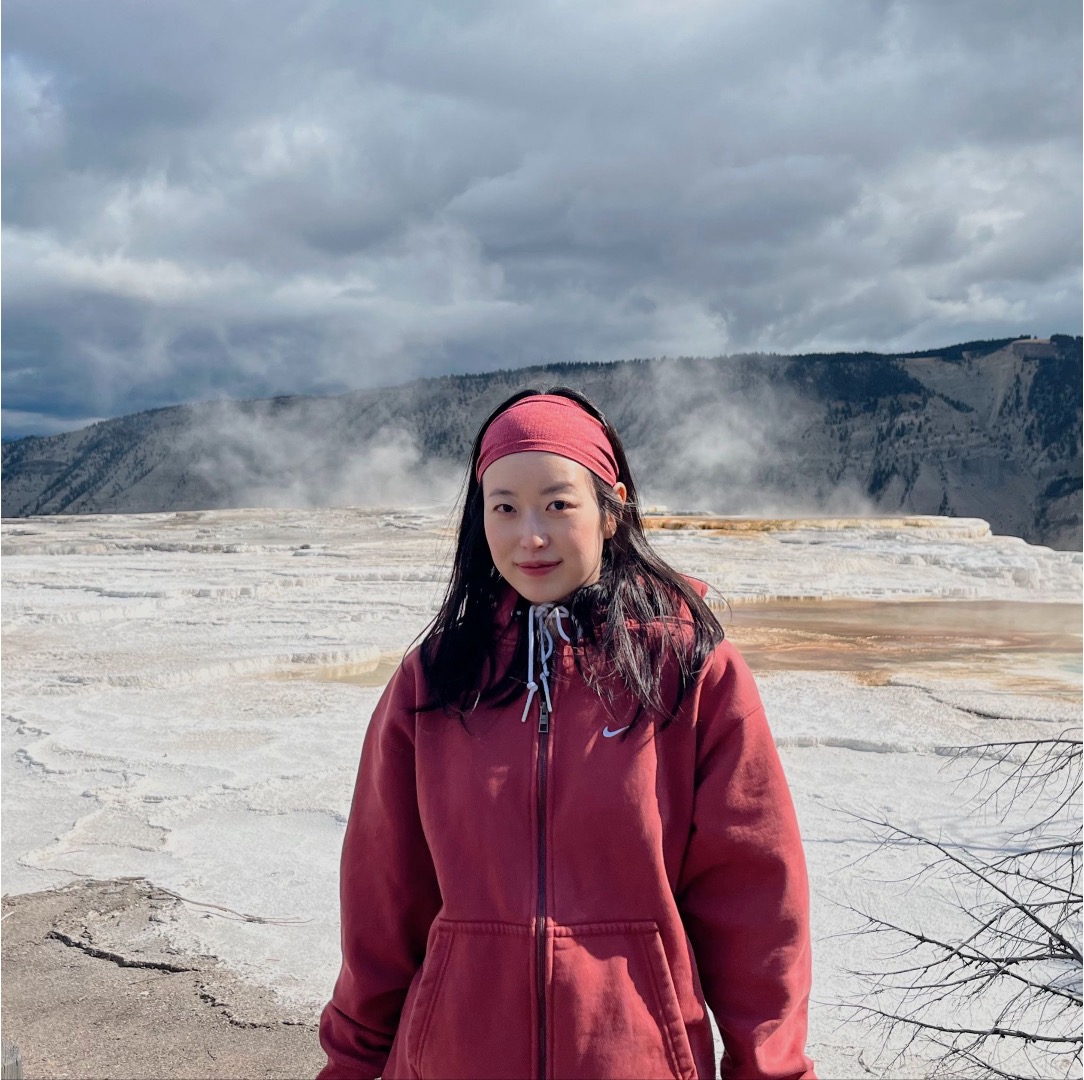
left=3, top=508, right=1080, bottom=1078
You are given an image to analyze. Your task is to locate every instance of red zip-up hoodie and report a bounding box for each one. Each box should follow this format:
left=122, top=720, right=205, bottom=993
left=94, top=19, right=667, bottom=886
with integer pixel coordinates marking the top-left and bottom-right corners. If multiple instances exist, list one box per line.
left=319, top=585, right=815, bottom=1080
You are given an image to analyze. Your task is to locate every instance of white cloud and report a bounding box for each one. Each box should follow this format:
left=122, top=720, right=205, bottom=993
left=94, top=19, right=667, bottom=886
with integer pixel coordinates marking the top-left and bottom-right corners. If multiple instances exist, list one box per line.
left=2, top=0, right=1080, bottom=433
left=2, top=54, right=65, bottom=160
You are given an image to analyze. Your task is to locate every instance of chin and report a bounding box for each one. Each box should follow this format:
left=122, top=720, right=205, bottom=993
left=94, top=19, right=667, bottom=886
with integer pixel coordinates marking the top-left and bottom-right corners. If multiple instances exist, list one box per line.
left=511, top=572, right=592, bottom=607
left=514, top=585, right=568, bottom=606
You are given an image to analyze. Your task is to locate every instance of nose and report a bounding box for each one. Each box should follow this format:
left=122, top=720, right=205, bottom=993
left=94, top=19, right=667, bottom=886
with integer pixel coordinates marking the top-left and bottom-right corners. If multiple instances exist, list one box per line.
left=518, top=512, right=548, bottom=550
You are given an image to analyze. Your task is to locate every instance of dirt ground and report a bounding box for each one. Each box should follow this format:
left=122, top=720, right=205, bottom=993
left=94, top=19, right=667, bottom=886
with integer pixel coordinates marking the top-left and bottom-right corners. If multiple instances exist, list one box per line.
left=1, top=879, right=327, bottom=1080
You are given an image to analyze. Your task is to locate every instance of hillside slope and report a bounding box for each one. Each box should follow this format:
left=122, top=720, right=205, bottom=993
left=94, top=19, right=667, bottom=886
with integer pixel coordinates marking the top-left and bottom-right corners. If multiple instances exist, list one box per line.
left=3, top=337, right=1081, bottom=548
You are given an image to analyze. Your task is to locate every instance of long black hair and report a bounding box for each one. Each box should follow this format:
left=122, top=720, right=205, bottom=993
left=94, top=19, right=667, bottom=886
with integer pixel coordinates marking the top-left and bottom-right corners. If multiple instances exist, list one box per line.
left=419, top=387, right=724, bottom=730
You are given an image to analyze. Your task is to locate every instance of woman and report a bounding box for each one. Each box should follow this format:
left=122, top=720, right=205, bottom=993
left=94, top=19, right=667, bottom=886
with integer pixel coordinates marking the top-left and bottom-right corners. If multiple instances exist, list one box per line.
left=318, top=389, right=815, bottom=1080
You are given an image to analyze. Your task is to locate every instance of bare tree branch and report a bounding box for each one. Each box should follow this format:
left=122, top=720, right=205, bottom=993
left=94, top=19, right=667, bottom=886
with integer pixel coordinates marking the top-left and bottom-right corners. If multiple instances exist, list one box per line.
left=839, top=734, right=1082, bottom=1079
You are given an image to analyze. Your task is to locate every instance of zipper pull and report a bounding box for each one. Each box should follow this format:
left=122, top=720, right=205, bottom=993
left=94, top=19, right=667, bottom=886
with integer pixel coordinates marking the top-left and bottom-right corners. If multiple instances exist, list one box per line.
left=538, top=700, right=550, bottom=734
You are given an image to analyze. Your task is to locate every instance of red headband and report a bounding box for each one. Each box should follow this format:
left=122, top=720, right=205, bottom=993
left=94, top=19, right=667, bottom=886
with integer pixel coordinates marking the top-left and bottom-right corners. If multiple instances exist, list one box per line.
left=476, top=395, right=620, bottom=486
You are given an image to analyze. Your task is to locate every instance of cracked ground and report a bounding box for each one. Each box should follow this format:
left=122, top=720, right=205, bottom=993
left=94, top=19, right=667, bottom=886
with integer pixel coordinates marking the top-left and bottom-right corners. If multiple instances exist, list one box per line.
left=1, top=879, right=326, bottom=1079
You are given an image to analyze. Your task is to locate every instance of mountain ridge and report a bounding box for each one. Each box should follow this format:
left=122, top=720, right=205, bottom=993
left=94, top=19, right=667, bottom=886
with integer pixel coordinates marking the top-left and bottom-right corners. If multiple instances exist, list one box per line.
left=4, top=337, right=1081, bottom=549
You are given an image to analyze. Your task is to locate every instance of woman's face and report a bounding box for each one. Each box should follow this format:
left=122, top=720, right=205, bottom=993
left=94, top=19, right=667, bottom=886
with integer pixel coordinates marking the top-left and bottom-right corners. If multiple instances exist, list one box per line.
left=482, top=451, right=627, bottom=605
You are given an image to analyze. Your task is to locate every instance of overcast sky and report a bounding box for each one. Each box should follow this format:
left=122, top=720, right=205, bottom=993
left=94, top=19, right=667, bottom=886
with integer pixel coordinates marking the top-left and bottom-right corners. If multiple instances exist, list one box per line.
left=3, top=0, right=1081, bottom=439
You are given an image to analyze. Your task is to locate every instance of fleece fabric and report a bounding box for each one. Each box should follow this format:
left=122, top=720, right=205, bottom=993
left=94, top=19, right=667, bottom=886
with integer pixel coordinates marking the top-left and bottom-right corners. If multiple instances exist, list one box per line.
left=318, top=588, right=815, bottom=1080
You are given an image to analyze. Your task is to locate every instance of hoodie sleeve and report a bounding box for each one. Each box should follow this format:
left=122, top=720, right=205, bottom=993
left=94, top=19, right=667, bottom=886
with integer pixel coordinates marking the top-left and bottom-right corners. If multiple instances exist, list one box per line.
left=676, top=642, right=816, bottom=1080
left=317, top=654, right=443, bottom=1080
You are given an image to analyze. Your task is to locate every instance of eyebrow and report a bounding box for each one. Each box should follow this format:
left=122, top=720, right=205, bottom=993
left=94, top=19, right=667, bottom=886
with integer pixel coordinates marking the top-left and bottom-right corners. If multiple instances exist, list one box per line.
left=487, top=482, right=578, bottom=497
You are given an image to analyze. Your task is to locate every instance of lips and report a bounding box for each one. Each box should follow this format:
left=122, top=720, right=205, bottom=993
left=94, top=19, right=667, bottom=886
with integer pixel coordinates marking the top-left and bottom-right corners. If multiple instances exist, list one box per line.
left=515, top=561, right=561, bottom=576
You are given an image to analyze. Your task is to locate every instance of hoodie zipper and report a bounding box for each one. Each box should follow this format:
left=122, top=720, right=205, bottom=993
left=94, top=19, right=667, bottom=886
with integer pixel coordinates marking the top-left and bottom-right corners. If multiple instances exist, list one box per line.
left=536, top=696, right=550, bottom=1080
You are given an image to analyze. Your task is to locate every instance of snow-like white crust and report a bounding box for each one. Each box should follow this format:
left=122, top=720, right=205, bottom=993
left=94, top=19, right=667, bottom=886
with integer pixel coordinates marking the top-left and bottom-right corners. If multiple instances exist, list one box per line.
left=2, top=507, right=1079, bottom=1077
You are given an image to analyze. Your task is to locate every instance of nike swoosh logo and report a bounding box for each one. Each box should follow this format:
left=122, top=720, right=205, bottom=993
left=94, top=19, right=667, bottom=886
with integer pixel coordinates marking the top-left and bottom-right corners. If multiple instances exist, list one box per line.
left=602, top=725, right=630, bottom=738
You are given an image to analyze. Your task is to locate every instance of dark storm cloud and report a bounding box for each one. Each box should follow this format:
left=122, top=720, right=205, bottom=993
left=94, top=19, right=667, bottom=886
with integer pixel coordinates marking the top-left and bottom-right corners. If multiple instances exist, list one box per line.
left=3, top=0, right=1080, bottom=437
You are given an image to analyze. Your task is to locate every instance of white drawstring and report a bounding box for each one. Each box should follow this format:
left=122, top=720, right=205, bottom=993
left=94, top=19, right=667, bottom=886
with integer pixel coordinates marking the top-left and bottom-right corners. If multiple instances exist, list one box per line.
left=520, top=603, right=572, bottom=723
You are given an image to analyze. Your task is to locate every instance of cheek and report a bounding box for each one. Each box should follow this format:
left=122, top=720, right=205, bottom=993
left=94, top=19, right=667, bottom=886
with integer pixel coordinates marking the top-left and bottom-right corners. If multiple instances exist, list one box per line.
left=484, top=517, right=518, bottom=564
left=482, top=518, right=501, bottom=560
left=570, top=519, right=605, bottom=559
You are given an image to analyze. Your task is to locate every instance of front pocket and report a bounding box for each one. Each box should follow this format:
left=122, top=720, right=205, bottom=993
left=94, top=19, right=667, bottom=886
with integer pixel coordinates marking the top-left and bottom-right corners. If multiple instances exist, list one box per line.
left=551, top=921, right=697, bottom=1080
left=402, top=920, right=534, bottom=1080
